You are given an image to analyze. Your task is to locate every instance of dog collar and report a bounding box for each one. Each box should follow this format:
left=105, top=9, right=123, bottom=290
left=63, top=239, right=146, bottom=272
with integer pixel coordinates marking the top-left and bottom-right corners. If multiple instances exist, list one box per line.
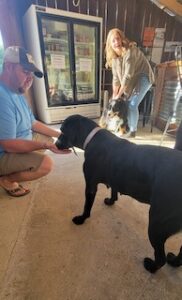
left=83, top=127, right=102, bottom=150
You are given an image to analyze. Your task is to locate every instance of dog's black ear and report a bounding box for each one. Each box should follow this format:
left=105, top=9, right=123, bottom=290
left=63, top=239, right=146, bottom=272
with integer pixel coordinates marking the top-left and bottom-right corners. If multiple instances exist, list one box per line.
left=108, top=102, right=113, bottom=110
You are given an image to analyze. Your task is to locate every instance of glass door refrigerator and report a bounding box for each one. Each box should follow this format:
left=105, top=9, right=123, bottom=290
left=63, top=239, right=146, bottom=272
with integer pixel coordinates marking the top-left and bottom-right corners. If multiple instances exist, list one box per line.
left=23, top=5, right=102, bottom=124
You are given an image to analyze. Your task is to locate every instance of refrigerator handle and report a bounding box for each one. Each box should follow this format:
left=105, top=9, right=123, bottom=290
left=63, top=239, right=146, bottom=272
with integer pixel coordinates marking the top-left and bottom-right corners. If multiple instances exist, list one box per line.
left=71, top=70, right=77, bottom=100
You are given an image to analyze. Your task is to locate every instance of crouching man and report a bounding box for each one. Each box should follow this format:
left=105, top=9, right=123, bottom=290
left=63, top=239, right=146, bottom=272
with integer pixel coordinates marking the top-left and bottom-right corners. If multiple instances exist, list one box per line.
left=0, top=46, right=70, bottom=197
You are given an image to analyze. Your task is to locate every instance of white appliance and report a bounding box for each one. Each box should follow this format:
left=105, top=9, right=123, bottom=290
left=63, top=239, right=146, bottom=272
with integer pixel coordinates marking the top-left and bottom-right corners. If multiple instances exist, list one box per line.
left=23, top=4, right=103, bottom=124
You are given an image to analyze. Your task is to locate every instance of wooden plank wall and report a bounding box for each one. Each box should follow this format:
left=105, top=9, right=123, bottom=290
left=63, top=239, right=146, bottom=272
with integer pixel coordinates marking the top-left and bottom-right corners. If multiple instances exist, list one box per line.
left=0, top=0, right=181, bottom=107
left=2, top=0, right=180, bottom=59
left=33, top=0, right=181, bottom=55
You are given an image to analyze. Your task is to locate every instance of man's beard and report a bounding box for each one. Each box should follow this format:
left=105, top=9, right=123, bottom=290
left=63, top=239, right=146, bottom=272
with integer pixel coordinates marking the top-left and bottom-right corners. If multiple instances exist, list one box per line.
left=18, top=83, right=31, bottom=94
left=18, top=78, right=33, bottom=94
left=18, top=87, right=25, bottom=94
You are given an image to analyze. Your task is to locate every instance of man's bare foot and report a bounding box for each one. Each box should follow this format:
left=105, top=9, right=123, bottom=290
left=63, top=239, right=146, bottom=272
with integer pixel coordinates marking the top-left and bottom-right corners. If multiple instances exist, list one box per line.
left=0, top=177, right=19, bottom=190
left=0, top=177, right=30, bottom=197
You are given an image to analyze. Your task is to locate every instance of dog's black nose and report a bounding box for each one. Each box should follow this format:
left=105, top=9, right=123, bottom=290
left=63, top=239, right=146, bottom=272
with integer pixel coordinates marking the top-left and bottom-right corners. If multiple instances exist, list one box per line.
left=55, top=139, right=61, bottom=149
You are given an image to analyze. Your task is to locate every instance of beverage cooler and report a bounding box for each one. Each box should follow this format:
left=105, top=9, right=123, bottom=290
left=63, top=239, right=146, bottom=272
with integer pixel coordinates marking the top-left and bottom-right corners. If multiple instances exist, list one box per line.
left=23, top=5, right=103, bottom=124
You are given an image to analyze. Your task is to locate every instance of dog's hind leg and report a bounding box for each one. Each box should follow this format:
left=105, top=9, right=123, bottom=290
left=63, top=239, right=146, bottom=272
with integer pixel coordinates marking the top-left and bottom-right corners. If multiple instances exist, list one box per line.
left=167, top=246, right=182, bottom=267
left=143, top=210, right=167, bottom=273
left=145, top=211, right=182, bottom=273
left=144, top=241, right=166, bottom=273
left=104, top=188, right=118, bottom=206
left=72, top=182, right=97, bottom=225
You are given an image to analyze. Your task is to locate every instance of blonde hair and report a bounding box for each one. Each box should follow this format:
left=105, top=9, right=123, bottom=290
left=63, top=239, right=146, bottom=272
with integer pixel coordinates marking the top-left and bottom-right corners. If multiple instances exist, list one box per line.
left=105, top=28, right=136, bottom=68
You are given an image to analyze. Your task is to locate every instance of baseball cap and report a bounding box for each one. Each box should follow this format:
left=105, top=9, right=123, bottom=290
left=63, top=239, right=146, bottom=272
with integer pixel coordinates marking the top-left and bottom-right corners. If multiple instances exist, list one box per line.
left=3, top=46, right=43, bottom=78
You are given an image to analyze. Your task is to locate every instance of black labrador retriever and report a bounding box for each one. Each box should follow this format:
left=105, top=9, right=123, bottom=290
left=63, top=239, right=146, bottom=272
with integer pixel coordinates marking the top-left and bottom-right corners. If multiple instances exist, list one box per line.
left=56, top=114, right=182, bottom=273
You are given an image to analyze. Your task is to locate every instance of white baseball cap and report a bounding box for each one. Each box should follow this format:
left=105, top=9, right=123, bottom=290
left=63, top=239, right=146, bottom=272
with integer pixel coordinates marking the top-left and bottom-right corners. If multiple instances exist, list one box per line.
left=3, top=46, right=43, bottom=78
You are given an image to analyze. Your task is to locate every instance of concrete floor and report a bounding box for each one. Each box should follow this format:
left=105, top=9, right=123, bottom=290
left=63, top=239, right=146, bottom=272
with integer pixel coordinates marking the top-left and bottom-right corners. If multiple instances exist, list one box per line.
left=0, top=123, right=182, bottom=300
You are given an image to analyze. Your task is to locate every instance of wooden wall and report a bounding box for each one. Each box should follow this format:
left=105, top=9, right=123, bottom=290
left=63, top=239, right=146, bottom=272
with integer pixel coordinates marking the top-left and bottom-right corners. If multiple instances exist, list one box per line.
left=0, top=0, right=181, bottom=110
left=1, top=0, right=181, bottom=56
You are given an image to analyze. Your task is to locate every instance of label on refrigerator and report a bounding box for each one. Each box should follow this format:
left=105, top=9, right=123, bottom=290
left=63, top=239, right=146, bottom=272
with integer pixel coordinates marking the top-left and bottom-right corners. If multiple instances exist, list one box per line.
left=79, top=58, right=92, bottom=72
left=51, top=54, right=66, bottom=69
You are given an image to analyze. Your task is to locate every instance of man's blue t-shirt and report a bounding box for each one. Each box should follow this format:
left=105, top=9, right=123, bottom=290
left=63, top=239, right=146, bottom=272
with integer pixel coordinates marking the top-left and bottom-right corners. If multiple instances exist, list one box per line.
left=0, top=82, right=35, bottom=156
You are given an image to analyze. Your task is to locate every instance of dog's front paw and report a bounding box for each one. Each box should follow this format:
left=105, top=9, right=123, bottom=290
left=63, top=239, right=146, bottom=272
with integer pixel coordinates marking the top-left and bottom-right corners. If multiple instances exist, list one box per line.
left=143, top=257, right=158, bottom=273
left=72, top=215, right=86, bottom=225
left=104, top=198, right=115, bottom=206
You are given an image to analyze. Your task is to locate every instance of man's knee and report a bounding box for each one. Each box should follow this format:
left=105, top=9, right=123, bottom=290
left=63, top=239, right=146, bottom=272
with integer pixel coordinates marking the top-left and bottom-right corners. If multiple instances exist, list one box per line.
left=38, top=155, right=54, bottom=176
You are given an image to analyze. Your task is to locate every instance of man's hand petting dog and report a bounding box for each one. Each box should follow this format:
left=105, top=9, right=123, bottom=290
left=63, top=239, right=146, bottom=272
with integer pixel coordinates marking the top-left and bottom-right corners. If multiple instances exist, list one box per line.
left=48, top=143, right=71, bottom=154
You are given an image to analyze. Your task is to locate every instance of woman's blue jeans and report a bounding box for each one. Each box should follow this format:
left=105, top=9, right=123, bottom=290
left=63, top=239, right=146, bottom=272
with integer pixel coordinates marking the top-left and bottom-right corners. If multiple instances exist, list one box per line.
left=127, top=74, right=152, bottom=132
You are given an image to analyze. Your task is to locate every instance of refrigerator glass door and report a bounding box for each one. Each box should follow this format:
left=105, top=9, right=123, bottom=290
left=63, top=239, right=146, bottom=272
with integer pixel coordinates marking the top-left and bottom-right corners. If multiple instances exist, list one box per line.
left=74, top=24, right=97, bottom=103
left=40, top=17, right=73, bottom=107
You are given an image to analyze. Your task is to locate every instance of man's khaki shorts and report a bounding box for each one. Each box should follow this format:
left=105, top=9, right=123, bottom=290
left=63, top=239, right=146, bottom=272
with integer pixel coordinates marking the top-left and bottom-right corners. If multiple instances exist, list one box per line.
left=0, top=133, right=54, bottom=176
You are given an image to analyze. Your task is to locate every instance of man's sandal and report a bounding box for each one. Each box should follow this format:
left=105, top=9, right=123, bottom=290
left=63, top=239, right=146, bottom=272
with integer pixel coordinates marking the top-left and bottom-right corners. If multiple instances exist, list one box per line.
left=4, top=184, right=30, bottom=197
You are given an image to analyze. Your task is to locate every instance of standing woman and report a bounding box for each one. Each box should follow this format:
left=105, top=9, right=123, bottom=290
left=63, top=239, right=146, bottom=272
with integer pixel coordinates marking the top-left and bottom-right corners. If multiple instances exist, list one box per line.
left=105, top=28, right=154, bottom=137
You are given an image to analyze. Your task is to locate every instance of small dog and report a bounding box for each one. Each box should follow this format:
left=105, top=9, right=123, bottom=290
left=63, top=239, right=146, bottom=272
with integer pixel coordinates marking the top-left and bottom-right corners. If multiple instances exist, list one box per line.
left=99, top=97, right=128, bottom=135
left=56, top=115, right=182, bottom=273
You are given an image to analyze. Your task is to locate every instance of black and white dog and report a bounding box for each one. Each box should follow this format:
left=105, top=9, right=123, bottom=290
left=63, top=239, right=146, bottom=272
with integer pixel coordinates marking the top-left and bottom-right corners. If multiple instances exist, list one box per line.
left=56, top=114, right=182, bottom=273
left=99, top=97, right=128, bottom=135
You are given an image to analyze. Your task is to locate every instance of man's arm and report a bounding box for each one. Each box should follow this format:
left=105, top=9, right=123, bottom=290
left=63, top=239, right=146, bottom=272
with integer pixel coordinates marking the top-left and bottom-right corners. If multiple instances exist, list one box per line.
left=32, top=120, right=61, bottom=138
left=0, top=139, right=51, bottom=152
left=0, top=139, right=71, bottom=154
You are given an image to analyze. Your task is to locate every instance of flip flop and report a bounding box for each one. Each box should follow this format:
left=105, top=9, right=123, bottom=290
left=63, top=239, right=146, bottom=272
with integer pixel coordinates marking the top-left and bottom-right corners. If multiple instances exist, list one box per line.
left=4, top=184, right=30, bottom=197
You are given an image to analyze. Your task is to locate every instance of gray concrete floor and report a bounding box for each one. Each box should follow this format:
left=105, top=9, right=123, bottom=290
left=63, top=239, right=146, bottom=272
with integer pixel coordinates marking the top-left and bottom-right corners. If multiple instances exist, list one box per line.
left=0, top=122, right=181, bottom=300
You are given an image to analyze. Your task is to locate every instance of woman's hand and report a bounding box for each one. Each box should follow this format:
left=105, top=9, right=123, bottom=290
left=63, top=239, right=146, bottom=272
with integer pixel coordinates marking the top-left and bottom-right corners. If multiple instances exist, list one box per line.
left=113, top=95, right=120, bottom=100
left=114, top=85, right=126, bottom=100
